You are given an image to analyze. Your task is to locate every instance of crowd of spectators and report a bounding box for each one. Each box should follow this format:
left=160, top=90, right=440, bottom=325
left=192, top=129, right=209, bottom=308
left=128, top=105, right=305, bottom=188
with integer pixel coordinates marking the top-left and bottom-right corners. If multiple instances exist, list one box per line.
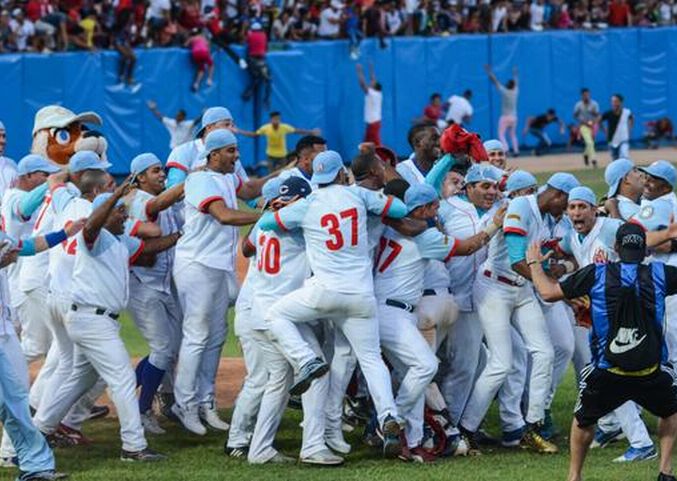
left=1, top=0, right=676, bottom=54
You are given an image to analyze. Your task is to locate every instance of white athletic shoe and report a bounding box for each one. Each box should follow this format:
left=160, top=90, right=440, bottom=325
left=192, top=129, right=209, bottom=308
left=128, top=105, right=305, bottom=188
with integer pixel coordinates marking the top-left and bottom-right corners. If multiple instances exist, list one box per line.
left=238, top=58, right=248, bottom=70
left=0, top=457, right=17, bottom=468
left=266, top=452, right=295, bottom=464
left=171, top=404, right=206, bottom=436
left=141, top=410, right=166, bottom=435
left=325, top=431, right=352, bottom=454
left=300, top=448, right=344, bottom=466
left=199, top=402, right=230, bottom=431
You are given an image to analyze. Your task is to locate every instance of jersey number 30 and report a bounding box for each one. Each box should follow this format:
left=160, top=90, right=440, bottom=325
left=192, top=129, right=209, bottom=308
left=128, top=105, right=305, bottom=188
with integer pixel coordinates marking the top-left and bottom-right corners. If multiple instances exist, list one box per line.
left=320, top=208, right=358, bottom=251
left=257, top=234, right=281, bottom=274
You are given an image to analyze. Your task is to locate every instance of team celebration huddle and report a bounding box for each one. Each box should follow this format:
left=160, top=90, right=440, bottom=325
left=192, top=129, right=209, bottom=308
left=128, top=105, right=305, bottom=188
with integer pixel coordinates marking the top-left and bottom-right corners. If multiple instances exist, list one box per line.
left=1, top=101, right=677, bottom=481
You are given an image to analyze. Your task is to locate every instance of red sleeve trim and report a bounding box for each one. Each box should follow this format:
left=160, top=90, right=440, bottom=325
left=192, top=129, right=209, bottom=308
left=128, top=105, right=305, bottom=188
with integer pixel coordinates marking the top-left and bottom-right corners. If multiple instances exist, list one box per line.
left=243, top=236, right=255, bottom=252
left=235, top=175, right=243, bottom=193
left=380, top=196, right=394, bottom=220
left=504, top=227, right=527, bottom=236
left=198, top=196, right=224, bottom=213
left=274, top=211, right=288, bottom=232
left=629, top=218, right=647, bottom=232
left=145, top=201, right=158, bottom=222
left=166, top=162, right=188, bottom=173
left=444, top=238, right=459, bottom=262
left=49, top=183, right=66, bottom=193
left=129, top=240, right=145, bottom=265
left=129, top=220, right=142, bottom=237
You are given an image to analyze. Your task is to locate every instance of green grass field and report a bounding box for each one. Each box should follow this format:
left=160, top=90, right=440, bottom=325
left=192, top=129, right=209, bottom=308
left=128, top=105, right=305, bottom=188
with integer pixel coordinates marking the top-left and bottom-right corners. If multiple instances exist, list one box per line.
left=10, top=166, right=667, bottom=481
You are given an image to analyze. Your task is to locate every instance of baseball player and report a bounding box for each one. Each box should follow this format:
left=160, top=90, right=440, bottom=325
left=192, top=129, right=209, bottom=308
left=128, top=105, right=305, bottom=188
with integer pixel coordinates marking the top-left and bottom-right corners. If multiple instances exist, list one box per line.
left=280, top=135, right=327, bottom=183
left=483, top=139, right=507, bottom=170
left=459, top=172, right=580, bottom=454
left=0, top=215, right=84, bottom=481
left=171, top=129, right=260, bottom=435
left=32, top=152, right=113, bottom=448
left=125, top=153, right=185, bottom=435
left=0, top=121, right=18, bottom=201
left=225, top=178, right=282, bottom=458
left=604, top=158, right=644, bottom=220
left=1, top=155, right=59, bottom=411
left=34, top=181, right=180, bottom=461
left=374, top=180, right=504, bottom=461
left=258, top=150, right=409, bottom=456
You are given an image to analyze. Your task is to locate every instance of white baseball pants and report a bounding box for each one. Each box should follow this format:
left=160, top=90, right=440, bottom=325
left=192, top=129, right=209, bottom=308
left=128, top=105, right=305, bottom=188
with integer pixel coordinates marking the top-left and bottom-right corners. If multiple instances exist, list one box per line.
left=460, top=276, right=553, bottom=431
left=173, top=262, right=231, bottom=410
left=265, top=277, right=398, bottom=425
left=34, top=310, right=147, bottom=452
left=541, top=300, right=575, bottom=409
left=416, top=290, right=459, bottom=349
left=497, top=329, right=529, bottom=433
left=324, top=328, right=356, bottom=436
left=379, top=303, right=438, bottom=447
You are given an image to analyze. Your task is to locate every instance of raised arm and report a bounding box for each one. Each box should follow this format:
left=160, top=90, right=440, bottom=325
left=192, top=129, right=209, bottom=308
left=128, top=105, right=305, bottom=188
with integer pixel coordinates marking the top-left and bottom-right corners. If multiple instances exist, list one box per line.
left=484, top=64, right=500, bottom=88
left=356, top=63, right=368, bottom=94
left=368, top=62, right=377, bottom=86
left=146, top=183, right=185, bottom=219
left=425, top=154, right=457, bottom=196
left=83, top=178, right=130, bottom=245
left=512, top=66, right=518, bottom=88
left=146, top=100, right=163, bottom=121
left=233, top=127, right=259, bottom=138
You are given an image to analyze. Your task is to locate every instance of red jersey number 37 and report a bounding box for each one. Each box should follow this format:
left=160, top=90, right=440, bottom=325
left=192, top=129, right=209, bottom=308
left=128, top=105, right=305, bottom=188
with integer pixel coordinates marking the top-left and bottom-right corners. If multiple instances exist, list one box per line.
left=320, top=208, right=358, bottom=251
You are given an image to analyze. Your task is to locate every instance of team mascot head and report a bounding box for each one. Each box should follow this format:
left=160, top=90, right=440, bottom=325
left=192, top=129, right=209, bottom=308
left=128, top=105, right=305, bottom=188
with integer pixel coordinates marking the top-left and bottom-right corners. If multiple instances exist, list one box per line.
left=31, top=105, right=107, bottom=166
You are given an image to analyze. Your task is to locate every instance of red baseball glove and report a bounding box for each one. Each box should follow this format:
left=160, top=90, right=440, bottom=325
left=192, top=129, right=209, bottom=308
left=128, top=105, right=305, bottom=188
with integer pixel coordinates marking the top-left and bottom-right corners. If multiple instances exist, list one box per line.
left=439, top=124, right=488, bottom=163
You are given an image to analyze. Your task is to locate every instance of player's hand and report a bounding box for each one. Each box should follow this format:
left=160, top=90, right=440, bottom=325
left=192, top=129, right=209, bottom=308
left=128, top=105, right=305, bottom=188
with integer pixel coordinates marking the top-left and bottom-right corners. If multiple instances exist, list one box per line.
left=0, top=248, right=19, bottom=269
left=114, top=175, right=134, bottom=198
left=358, top=142, right=376, bottom=154
left=492, top=204, right=507, bottom=226
left=65, top=218, right=87, bottom=237
left=48, top=170, right=69, bottom=186
left=147, top=100, right=157, bottom=110
left=526, top=241, right=547, bottom=266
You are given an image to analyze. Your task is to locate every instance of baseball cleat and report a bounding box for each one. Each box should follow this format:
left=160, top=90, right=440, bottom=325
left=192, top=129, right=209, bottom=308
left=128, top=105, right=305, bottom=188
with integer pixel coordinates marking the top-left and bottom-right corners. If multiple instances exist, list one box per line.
left=265, top=452, right=295, bottom=464
left=289, top=358, right=329, bottom=396
left=520, top=427, right=558, bottom=454
left=87, top=405, right=110, bottom=421
left=120, top=448, right=167, bottom=462
left=658, top=473, right=677, bottom=481
left=613, top=445, right=657, bottom=463
left=141, top=410, right=166, bottom=435
left=198, top=402, right=230, bottom=431
left=225, top=446, right=249, bottom=458
left=170, top=404, right=206, bottom=436
left=476, top=428, right=500, bottom=446
left=56, top=424, right=92, bottom=446
left=325, top=431, right=352, bottom=454
left=590, top=427, right=625, bottom=449
left=539, top=409, right=558, bottom=440
left=443, top=434, right=469, bottom=457
left=300, top=448, right=344, bottom=466
left=17, top=470, right=68, bottom=480
left=501, top=427, right=525, bottom=448
left=399, top=445, right=436, bottom=464
left=458, top=426, right=482, bottom=456
left=0, top=456, right=17, bottom=468
left=43, top=431, right=77, bottom=449
left=379, top=415, right=402, bottom=458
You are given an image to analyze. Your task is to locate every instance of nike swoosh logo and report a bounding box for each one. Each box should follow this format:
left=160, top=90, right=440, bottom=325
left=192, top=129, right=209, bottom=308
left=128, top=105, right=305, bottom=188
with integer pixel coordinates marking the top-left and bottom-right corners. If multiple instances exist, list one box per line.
left=609, top=334, right=647, bottom=354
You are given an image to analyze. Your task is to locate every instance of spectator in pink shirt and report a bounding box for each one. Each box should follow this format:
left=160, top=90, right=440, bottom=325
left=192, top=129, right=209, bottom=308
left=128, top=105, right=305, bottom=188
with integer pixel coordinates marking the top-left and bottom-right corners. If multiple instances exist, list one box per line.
left=185, top=28, right=214, bottom=92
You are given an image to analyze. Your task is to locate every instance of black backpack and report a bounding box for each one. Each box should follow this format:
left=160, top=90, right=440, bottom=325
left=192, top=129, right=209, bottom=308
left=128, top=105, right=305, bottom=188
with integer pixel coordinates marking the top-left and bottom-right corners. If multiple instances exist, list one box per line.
left=605, top=273, right=662, bottom=372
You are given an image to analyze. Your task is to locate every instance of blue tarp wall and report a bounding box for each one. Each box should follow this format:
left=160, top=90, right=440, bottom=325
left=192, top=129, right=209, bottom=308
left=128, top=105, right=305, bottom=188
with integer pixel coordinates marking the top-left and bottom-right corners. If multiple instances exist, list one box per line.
left=1, top=27, right=677, bottom=174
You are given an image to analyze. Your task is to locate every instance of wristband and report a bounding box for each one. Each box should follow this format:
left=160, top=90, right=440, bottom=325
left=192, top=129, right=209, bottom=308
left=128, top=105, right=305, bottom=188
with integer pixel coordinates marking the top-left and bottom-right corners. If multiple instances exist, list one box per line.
left=563, top=260, right=576, bottom=274
left=44, top=229, right=68, bottom=248
left=483, top=221, right=499, bottom=237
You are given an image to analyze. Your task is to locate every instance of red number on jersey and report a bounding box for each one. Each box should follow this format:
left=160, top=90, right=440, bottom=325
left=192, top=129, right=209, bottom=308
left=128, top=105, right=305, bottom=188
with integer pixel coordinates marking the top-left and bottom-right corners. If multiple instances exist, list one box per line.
left=320, top=208, right=359, bottom=251
left=62, top=221, right=77, bottom=255
left=376, top=239, right=402, bottom=273
left=257, top=234, right=281, bottom=274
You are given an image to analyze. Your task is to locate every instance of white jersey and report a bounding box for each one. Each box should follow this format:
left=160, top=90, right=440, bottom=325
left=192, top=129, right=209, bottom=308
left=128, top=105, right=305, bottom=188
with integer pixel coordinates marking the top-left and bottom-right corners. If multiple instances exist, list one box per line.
left=19, top=191, right=60, bottom=293
left=175, top=170, right=240, bottom=272
left=616, top=195, right=640, bottom=221
left=443, top=195, right=495, bottom=311
left=271, top=184, right=398, bottom=294
left=631, top=192, right=677, bottom=266
left=166, top=138, right=249, bottom=180
left=0, top=157, right=17, bottom=202
left=48, top=185, right=92, bottom=298
left=395, top=157, right=450, bottom=289
left=484, top=194, right=545, bottom=283
left=128, top=189, right=179, bottom=294
left=233, top=259, right=260, bottom=336
left=2, top=187, right=36, bottom=308
left=278, top=167, right=316, bottom=190
left=250, top=226, right=309, bottom=330
left=71, top=229, right=143, bottom=313
left=374, top=227, right=458, bottom=306
left=559, top=217, right=622, bottom=266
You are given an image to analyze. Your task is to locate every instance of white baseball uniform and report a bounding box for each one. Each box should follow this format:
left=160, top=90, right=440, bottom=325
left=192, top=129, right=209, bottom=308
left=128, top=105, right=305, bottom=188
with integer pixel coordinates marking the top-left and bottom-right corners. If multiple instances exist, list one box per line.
left=34, top=228, right=148, bottom=452
left=173, top=170, right=240, bottom=413
left=263, top=184, right=405, bottom=425
left=460, top=194, right=554, bottom=432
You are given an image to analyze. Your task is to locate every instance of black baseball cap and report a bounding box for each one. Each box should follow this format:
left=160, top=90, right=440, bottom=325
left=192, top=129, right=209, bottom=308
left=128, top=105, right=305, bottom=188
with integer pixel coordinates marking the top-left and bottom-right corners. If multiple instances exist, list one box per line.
left=616, top=222, right=647, bottom=263
left=278, top=176, right=312, bottom=202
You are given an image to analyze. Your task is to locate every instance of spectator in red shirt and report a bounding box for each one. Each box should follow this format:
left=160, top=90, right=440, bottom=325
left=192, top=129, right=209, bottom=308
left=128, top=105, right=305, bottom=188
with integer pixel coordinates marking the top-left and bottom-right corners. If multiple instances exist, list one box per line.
left=422, top=93, right=445, bottom=127
left=608, top=0, right=633, bottom=26
left=242, top=22, right=271, bottom=106
left=179, top=0, right=202, bottom=31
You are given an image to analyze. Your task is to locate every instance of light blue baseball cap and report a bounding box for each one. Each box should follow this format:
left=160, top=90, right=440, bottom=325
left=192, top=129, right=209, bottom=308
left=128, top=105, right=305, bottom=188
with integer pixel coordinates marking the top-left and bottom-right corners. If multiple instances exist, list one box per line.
left=196, top=106, right=233, bottom=138
left=69, top=150, right=111, bottom=173
left=198, top=129, right=238, bottom=160
left=568, top=186, right=596, bottom=206
left=506, top=170, right=537, bottom=194
left=483, top=139, right=504, bottom=152
left=465, top=164, right=502, bottom=184
left=640, top=160, right=676, bottom=188
left=17, top=154, right=60, bottom=175
left=311, top=150, right=345, bottom=185
left=546, top=172, right=580, bottom=195
left=405, top=183, right=438, bottom=211
left=130, top=153, right=162, bottom=175
left=262, top=177, right=283, bottom=203
left=91, top=192, right=124, bottom=211
left=604, top=158, right=634, bottom=198
left=0, top=120, right=5, bottom=131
